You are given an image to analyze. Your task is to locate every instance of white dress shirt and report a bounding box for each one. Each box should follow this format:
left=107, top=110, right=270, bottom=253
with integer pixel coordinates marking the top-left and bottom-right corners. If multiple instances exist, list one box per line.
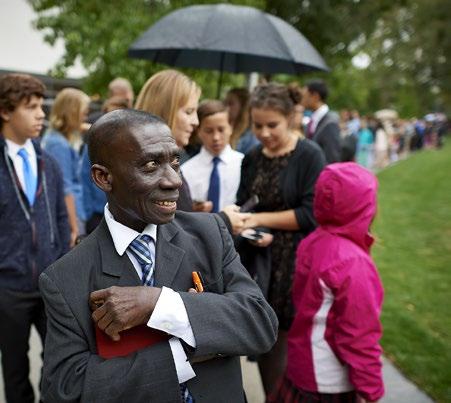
left=104, top=205, right=196, bottom=383
left=5, top=138, right=38, bottom=190
left=181, top=145, right=244, bottom=209
left=310, top=104, right=330, bottom=134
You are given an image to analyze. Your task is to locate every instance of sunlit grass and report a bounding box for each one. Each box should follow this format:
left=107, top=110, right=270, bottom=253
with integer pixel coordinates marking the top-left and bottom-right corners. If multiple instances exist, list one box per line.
left=372, top=139, right=451, bottom=402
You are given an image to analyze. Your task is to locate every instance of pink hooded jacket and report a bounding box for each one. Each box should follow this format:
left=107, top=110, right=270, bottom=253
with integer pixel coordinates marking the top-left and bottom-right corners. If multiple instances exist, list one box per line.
left=286, top=162, right=384, bottom=401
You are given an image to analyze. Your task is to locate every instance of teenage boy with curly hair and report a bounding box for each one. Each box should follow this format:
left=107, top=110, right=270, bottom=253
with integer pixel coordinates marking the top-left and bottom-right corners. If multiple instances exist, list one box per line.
left=0, top=73, right=70, bottom=403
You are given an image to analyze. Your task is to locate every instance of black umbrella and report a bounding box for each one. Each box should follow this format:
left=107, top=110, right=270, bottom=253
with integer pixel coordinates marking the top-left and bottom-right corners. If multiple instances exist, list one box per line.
left=129, top=4, right=329, bottom=95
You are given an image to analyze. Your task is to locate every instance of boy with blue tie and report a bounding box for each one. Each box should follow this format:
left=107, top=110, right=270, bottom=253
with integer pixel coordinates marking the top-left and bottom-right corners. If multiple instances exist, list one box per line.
left=0, top=73, right=70, bottom=403
left=181, top=100, right=244, bottom=213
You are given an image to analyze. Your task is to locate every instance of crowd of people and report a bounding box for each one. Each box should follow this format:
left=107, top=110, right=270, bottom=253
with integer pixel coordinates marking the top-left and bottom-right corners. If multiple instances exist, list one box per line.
left=0, top=69, right=447, bottom=403
left=338, top=109, right=448, bottom=170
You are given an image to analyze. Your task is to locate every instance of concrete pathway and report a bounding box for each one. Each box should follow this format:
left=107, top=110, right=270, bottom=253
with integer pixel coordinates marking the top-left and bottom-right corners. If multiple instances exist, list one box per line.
left=0, top=327, right=435, bottom=402
left=241, top=357, right=434, bottom=403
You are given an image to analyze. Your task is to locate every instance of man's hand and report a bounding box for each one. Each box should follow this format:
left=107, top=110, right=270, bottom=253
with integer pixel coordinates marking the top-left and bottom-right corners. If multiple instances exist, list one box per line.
left=192, top=200, right=213, bottom=212
left=90, top=286, right=161, bottom=341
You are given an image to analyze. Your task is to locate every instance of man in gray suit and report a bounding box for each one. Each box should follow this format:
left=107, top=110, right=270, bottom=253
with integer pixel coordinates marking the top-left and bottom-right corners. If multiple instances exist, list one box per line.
left=39, top=109, right=278, bottom=402
left=302, top=80, right=341, bottom=163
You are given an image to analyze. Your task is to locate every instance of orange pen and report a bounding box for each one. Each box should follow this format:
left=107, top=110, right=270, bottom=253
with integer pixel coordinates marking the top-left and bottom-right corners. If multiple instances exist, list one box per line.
left=192, top=271, right=204, bottom=293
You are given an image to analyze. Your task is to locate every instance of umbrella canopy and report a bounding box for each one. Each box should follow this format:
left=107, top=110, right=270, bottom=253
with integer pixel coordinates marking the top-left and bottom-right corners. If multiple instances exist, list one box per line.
left=128, top=4, right=329, bottom=75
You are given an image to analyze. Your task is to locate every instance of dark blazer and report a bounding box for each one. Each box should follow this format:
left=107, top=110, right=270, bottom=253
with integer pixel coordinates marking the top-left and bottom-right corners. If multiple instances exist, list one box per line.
left=39, top=212, right=278, bottom=403
left=0, top=137, right=70, bottom=291
left=312, top=111, right=341, bottom=163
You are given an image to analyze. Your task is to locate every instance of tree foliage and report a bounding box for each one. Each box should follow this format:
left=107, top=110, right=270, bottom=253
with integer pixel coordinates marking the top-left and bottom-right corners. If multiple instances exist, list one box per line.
left=29, top=0, right=157, bottom=95
left=357, top=0, right=451, bottom=116
left=28, top=0, right=450, bottom=116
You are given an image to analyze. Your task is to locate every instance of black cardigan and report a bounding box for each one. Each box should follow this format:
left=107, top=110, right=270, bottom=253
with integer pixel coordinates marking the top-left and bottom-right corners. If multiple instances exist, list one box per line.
left=237, top=138, right=326, bottom=243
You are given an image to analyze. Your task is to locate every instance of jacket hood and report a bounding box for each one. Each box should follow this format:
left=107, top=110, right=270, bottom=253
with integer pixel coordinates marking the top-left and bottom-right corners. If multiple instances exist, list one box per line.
left=314, top=162, right=378, bottom=251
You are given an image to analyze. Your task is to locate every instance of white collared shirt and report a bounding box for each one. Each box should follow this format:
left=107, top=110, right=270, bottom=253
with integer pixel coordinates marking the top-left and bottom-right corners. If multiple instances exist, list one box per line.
left=181, top=145, right=244, bottom=209
left=310, top=104, right=330, bottom=134
left=5, top=138, right=38, bottom=190
left=104, top=205, right=196, bottom=383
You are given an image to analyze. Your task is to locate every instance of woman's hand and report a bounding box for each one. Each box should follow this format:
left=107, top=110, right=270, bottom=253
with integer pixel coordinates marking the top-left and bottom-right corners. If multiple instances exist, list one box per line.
left=222, top=204, right=251, bottom=235
left=241, top=213, right=260, bottom=229
left=253, top=231, right=273, bottom=247
left=70, top=231, right=78, bottom=248
left=241, top=229, right=274, bottom=248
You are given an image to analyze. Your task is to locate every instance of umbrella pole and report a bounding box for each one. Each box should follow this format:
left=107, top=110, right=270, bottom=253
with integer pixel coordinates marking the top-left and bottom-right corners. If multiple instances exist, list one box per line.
left=217, top=71, right=223, bottom=98
left=217, top=53, right=225, bottom=99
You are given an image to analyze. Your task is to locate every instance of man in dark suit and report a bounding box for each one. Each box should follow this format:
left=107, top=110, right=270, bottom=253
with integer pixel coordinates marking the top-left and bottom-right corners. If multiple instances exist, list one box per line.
left=39, top=109, right=278, bottom=403
left=302, top=80, right=341, bottom=163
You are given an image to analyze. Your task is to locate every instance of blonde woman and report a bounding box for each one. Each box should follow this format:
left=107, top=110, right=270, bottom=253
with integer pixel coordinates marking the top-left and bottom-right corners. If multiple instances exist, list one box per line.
left=42, top=88, right=90, bottom=245
left=135, top=69, right=201, bottom=211
left=136, top=70, right=250, bottom=233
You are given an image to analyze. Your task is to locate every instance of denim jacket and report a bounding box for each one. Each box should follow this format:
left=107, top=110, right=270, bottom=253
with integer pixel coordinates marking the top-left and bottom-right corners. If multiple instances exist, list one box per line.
left=42, top=129, right=86, bottom=221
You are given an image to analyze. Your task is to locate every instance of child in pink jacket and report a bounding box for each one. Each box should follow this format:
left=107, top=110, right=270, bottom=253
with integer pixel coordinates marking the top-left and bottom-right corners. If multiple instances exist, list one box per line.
left=270, top=162, right=384, bottom=402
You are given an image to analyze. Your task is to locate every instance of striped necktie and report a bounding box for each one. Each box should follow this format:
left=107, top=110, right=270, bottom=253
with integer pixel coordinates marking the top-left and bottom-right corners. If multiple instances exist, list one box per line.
left=129, top=234, right=194, bottom=402
left=181, top=384, right=194, bottom=403
left=128, top=234, right=154, bottom=286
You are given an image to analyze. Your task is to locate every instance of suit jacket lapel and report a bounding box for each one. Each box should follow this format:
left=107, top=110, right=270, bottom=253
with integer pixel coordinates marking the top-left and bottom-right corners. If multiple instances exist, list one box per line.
left=95, top=219, right=141, bottom=288
left=154, top=221, right=185, bottom=288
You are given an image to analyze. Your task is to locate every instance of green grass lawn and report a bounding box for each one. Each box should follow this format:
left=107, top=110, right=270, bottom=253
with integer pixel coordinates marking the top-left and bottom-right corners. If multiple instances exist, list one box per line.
left=372, top=140, right=451, bottom=402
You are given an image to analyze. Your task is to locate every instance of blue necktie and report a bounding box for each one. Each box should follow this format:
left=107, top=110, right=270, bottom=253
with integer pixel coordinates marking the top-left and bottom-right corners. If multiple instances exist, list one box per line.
left=207, top=157, right=221, bottom=213
left=17, top=148, right=37, bottom=206
left=128, top=235, right=194, bottom=402
left=128, top=234, right=155, bottom=286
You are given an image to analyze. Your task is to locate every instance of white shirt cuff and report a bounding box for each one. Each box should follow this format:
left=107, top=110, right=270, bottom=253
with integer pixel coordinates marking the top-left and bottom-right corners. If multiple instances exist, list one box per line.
left=148, top=286, right=196, bottom=347
left=168, top=337, right=196, bottom=384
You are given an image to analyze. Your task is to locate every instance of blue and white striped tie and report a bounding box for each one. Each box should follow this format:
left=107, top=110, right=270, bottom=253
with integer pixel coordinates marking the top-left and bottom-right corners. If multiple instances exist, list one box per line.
left=128, top=234, right=154, bottom=286
left=181, top=384, right=194, bottom=403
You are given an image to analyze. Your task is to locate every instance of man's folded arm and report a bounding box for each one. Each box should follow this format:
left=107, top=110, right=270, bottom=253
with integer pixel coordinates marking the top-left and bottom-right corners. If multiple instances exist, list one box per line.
left=39, top=271, right=181, bottom=403
left=179, top=214, right=278, bottom=358
left=148, top=286, right=196, bottom=347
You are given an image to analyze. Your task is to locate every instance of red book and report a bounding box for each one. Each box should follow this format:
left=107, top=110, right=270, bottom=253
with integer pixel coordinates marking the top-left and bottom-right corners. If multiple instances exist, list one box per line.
left=95, top=325, right=169, bottom=359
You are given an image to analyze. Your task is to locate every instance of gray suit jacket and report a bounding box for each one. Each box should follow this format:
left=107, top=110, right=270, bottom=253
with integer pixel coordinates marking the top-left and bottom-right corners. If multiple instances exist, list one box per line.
left=312, top=111, right=341, bottom=163
left=39, top=212, right=278, bottom=402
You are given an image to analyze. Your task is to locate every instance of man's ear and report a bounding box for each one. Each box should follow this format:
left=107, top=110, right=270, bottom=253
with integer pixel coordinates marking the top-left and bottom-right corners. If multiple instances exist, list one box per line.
left=91, top=164, right=112, bottom=192
left=312, top=91, right=321, bottom=105
left=0, top=109, right=11, bottom=122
